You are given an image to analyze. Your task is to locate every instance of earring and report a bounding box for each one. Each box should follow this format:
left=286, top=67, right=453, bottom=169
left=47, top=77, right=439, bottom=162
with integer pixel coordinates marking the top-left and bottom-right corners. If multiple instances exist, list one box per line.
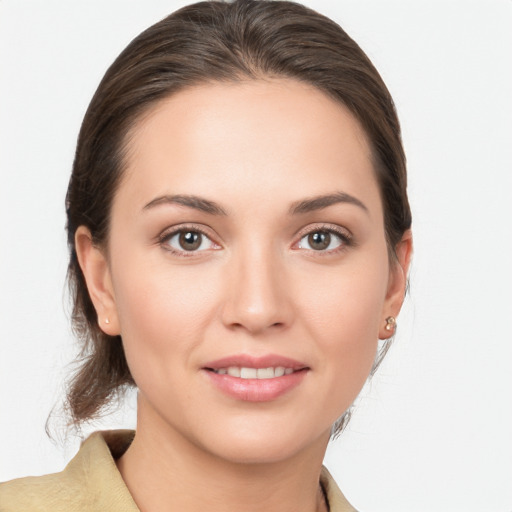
left=105, top=318, right=110, bottom=325
left=385, top=316, right=396, bottom=332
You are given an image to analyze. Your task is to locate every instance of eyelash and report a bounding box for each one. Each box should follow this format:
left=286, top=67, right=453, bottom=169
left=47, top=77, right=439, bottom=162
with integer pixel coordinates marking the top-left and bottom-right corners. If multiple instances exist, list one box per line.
left=158, top=224, right=219, bottom=257
left=157, top=223, right=353, bottom=257
left=294, top=224, right=353, bottom=255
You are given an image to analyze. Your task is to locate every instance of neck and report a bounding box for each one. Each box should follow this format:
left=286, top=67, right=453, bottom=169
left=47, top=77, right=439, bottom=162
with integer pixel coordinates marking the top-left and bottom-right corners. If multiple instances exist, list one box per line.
left=116, top=402, right=331, bottom=512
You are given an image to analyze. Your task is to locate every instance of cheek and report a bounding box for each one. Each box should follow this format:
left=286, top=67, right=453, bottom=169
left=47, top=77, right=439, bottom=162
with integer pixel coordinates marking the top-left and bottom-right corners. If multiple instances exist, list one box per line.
left=297, top=254, right=389, bottom=340
left=110, top=254, right=222, bottom=382
left=294, top=251, right=389, bottom=400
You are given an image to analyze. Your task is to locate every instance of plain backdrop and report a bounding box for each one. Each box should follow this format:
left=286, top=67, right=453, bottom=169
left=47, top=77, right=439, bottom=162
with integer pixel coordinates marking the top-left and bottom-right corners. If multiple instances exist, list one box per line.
left=1, top=1, right=511, bottom=511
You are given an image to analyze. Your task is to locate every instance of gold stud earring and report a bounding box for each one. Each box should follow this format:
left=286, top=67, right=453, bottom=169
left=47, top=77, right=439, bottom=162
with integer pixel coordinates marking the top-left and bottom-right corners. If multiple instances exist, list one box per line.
left=385, top=316, right=396, bottom=332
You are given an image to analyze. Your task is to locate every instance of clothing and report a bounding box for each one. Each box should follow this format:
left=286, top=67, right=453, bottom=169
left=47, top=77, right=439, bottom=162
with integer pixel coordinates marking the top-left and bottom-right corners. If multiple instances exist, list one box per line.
left=0, top=430, right=357, bottom=512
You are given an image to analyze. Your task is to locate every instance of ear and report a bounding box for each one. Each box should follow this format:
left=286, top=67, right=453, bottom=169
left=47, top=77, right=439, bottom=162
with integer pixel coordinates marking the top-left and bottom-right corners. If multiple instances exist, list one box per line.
left=380, top=229, right=413, bottom=339
left=75, top=226, right=120, bottom=336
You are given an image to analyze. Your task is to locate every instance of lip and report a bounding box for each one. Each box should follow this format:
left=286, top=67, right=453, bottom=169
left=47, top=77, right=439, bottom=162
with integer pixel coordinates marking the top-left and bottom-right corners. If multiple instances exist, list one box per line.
left=202, top=354, right=309, bottom=402
left=204, top=354, right=308, bottom=371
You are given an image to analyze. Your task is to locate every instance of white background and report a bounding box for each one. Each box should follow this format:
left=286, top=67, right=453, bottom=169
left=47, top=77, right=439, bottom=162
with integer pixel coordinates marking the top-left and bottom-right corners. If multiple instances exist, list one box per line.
left=1, top=1, right=511, bottom=511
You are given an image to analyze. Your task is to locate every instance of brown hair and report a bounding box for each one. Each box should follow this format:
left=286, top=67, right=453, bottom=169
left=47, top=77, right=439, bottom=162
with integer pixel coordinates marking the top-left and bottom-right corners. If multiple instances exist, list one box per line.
left=65, top=0, right=411, bottom=435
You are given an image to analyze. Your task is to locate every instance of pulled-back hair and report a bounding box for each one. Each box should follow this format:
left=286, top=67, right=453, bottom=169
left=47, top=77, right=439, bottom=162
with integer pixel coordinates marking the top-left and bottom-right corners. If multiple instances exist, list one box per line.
left=65, top=0, right=411, bottom=435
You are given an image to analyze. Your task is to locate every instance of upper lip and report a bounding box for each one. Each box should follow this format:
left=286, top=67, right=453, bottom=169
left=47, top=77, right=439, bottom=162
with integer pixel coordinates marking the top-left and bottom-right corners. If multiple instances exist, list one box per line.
left=203, top=354, right=309, bottom=371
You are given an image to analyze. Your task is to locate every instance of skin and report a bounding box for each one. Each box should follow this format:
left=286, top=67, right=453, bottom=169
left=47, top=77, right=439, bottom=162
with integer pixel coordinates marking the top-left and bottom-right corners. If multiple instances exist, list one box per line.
left=76, top=78, right=412, bottom=512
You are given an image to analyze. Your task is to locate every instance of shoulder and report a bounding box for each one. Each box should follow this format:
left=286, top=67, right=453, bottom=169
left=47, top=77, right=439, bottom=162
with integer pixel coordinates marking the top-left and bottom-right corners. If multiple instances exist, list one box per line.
left=320, top=466, right=358, bottom=512
left=0, top=430, right=139, bottom=512
left=0, top=471, right=83, bottom=512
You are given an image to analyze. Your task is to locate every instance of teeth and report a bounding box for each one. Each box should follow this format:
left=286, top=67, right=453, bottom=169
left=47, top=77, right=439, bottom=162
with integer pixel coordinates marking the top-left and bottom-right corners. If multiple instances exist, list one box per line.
left=275, top=366, right=285, bottom=377
left=216, top=366, right=296, bottom=379
left=240, top=367, right=257, bottom=379
left=227, top=367, right=241, bottom=377
left=256, top=367, right=274, bottom=379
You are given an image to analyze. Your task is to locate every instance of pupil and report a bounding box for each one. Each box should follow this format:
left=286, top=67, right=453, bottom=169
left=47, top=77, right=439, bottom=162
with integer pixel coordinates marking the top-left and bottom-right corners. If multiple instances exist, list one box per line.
left=179, top=231, right=201, bottom=250
left=308, top=231, right=330, bottom=250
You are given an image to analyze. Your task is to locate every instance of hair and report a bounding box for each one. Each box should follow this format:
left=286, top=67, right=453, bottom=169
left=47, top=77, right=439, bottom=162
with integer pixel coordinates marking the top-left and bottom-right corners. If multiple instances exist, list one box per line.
left=64, top=0, right=411, bottom=435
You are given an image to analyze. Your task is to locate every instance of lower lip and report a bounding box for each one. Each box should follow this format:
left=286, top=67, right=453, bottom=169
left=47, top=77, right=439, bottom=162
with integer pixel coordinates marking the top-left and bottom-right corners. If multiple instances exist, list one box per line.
left=203, top=369, right=308, bottom=402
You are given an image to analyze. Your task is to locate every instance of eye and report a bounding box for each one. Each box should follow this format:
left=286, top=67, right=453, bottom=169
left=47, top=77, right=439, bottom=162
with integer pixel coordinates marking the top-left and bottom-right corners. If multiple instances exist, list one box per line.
left=162, top=229, right=218, bottom=254
left=297, top=229, right=347, bottom=252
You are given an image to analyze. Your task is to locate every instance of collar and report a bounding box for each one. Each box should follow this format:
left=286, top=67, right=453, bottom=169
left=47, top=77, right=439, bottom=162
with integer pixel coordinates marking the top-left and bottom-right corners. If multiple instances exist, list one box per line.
left=0, top=430, right=357, bottom=512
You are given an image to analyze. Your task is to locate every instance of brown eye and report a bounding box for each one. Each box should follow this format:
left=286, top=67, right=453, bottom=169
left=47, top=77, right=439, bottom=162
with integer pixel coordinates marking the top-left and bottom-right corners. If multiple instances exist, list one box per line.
left=179, top=231, right=202, bottom=251
left=307, top=231, right=331, bottom=250
left=297, top=229, right=345, bottom=252
left=163, top=229, right=216, bottom=253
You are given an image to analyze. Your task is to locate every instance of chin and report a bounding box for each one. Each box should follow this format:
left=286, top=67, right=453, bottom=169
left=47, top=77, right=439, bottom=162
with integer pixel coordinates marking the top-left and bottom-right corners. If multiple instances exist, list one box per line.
left=192, top=418, right=332, bottom=465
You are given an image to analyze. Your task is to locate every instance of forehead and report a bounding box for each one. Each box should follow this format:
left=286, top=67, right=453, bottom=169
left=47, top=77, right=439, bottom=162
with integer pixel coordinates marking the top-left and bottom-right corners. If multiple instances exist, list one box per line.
left=117, top=78, right=381, bottom=218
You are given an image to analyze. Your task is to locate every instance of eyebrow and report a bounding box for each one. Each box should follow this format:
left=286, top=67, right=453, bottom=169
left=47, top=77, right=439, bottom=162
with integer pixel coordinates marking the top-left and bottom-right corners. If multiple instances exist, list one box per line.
left=142, top=191, right=368, bottom=217
left=289, top=192, right=368, bottom=215
left=142, top=194, right=228, bottom=215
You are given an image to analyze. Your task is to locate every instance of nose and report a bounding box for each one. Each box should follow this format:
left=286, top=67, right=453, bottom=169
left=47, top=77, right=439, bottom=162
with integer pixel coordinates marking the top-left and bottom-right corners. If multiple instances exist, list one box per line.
left=220, top=243, right=294, bottom=335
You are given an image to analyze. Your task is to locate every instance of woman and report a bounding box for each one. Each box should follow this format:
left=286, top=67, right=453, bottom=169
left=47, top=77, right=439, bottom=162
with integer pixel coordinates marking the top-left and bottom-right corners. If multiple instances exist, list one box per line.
left=0, top=0, right=412, bottom=510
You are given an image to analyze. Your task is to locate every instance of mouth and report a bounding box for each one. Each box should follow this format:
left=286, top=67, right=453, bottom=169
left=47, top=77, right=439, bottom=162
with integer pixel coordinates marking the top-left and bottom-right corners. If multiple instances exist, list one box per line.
left=202, top=354, right=309, bottom=401
left=206, top=366, right=301, bottom=379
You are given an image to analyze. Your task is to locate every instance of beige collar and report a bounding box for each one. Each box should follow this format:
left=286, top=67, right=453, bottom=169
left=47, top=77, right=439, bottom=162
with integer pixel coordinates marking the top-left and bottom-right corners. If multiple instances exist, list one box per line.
left=0, top=430, right=357, bottom=512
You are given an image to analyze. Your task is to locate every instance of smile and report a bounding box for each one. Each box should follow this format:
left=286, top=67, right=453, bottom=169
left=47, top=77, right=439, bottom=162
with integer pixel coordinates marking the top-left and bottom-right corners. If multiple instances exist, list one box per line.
left=202, top=354, right=309, bottom=402
left=211, top=367, right=295, bottom=379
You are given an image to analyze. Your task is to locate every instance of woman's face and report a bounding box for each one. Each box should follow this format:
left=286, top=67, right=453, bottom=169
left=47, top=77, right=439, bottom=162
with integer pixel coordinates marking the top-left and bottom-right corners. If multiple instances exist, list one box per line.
left=80, top=78, right=409, bottom=464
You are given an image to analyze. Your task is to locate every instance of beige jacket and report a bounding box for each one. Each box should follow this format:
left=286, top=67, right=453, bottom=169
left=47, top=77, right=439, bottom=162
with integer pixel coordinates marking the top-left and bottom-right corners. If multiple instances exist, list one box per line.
left=0, top=430, right=357, bottom=511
